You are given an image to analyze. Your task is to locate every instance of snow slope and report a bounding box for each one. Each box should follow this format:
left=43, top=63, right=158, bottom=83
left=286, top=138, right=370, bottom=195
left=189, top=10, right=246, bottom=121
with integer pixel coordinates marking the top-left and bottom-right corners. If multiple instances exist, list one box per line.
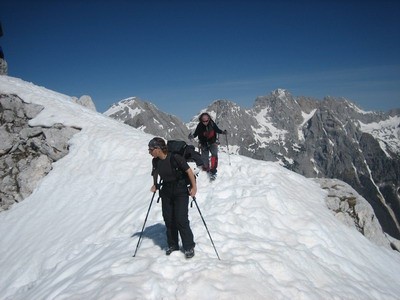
left=1, top=76, right=400, bottom=300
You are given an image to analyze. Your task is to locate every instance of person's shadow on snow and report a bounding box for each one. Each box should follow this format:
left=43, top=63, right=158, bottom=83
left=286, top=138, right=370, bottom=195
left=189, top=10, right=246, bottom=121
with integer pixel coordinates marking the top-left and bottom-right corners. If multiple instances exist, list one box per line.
left=131, top=223, right=167, bottom=250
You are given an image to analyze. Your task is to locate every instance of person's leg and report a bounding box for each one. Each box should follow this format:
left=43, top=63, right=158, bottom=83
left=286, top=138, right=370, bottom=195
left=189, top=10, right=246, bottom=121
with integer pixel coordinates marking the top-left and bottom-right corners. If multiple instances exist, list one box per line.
left=161, top=189, right=179, bottom=249
left=209, top=143, right=219, bottom=174
left=200, top=144, right=210, bottom=171
left=174, top=189, right=195, bottom=251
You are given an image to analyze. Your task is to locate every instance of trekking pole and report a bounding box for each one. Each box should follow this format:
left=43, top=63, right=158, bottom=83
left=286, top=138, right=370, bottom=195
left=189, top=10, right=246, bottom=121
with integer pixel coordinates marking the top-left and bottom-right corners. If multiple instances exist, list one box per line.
left=191, top=197, right=221, bottom=260
left=133, top=190, right=158, bottom=257
left=225, top=133, right=231, bottom=166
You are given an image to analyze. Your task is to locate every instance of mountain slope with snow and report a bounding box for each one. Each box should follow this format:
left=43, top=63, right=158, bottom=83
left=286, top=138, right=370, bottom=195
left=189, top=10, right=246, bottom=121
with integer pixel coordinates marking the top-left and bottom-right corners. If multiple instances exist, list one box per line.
left=359, top=115, right=400, bottom=157
left=1, top=76, right=400, bottom=300
left=104, top=97, right=190, bottom=142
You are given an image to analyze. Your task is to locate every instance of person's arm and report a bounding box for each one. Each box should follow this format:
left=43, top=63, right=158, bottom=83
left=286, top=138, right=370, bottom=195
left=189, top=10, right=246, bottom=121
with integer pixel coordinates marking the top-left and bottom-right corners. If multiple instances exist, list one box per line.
left=150, top=172, right=159, bottom=192
left=150, top=159, right=159, bottom=192
left=213, top=122, right=225, bottom=134
left=193, top=123, right=201, bottom=138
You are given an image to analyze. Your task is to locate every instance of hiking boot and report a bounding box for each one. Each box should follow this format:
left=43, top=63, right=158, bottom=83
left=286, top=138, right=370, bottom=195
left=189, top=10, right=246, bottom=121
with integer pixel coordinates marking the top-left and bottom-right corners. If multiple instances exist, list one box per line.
left=184, top=248, right=195, bottom=259
left=166, top=245, right=179, bottom=256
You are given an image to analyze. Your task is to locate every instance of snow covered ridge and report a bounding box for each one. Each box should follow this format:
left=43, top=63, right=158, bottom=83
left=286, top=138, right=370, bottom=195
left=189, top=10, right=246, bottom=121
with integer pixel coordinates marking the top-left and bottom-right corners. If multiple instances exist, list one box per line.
left=1, top=75, right=400, bottom=299
left=119, top=91, right=400, bottom=241
left=0, top=76, right=110, bottom=129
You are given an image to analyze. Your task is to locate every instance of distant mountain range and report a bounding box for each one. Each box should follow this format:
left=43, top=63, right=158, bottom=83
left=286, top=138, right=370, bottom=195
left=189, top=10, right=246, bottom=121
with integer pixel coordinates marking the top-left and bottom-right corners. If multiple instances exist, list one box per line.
left=104, top=90, right=400, bottom=239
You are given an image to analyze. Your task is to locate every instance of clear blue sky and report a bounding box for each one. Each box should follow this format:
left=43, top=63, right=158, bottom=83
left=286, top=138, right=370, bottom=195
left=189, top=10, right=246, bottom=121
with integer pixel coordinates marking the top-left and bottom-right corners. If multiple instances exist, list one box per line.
left=1, top=0, right=399, bottom=121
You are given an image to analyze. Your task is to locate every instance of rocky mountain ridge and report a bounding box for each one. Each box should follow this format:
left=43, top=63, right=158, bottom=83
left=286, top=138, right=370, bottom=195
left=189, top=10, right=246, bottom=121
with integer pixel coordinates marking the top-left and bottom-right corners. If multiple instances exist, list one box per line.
left=104, top=97, right=190, bottom=141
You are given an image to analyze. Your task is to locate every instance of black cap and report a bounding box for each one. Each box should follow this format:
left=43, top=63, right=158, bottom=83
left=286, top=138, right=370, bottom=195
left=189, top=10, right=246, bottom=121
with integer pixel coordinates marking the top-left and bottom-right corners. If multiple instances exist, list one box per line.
left=148, top=138, right=162, bottom=149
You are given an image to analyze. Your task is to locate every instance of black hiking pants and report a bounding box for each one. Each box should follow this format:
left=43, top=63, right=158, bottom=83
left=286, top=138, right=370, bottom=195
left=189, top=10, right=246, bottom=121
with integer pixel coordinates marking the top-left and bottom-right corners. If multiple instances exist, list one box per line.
left=160, top=180, right=195, bottom=251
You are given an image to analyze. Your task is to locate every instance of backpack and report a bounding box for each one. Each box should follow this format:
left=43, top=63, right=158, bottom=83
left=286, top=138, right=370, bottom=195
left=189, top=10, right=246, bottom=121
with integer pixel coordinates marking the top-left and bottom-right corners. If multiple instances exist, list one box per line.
left=167, top=140, right=204, bottom=185
left=167, top=140, right=204, bottom=167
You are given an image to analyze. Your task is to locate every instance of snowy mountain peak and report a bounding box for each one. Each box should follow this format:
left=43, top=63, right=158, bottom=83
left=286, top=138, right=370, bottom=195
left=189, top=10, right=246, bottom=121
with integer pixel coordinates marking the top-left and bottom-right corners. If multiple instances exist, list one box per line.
left=254, top=89, right=299, bottom=113
left=103, top=94, right=189, bottom=141
left=119, top=96, right=140, bottom=104
left=273, top=88, right=291, bottom=99
left=104, top=97, right=147, bottom=118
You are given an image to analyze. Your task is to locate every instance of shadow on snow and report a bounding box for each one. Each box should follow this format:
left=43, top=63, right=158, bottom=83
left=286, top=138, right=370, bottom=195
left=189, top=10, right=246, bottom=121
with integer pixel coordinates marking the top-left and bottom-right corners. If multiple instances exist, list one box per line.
left=131, top=222, right=167, bottom=250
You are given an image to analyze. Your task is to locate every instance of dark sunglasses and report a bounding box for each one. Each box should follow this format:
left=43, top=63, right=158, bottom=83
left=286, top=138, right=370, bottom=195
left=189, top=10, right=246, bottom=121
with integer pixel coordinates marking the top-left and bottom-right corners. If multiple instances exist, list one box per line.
left=202, top=119, right=209, bottom=123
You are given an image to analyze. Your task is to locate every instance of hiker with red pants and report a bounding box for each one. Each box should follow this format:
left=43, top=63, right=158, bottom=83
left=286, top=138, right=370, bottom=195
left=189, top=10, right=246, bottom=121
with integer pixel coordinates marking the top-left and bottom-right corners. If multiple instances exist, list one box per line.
left=189, top=112, right=227, bottom=179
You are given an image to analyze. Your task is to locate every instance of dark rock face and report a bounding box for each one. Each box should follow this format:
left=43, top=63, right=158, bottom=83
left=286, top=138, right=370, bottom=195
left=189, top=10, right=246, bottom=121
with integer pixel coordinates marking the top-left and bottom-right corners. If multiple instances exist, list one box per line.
left=0, top=94, right=80, bottom=211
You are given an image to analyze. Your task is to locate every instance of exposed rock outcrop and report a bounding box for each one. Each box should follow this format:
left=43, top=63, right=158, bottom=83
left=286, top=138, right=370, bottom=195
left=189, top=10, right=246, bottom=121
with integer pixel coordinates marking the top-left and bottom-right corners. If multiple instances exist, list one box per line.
left=314, top=178, right=399, bottom=251
left=0, top=94, right=80, bottom=211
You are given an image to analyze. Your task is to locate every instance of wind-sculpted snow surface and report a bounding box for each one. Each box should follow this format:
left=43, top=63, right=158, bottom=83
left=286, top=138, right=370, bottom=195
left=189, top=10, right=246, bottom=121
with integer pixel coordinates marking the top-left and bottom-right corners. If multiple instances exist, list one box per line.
left=1, top=76, right=400, bottom=299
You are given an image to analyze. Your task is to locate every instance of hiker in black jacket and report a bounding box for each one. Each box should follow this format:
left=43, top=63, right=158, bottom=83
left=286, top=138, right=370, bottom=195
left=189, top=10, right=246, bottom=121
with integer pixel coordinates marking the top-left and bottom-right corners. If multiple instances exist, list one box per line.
left=149, top=137, right=196, bottom=258
left=189, top=112, right=227, bottom=177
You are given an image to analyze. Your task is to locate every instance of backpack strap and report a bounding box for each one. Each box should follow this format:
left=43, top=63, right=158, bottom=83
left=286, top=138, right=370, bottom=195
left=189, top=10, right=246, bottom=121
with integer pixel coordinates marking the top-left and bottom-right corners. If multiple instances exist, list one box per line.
left=170, top=153, right=191, bottom=185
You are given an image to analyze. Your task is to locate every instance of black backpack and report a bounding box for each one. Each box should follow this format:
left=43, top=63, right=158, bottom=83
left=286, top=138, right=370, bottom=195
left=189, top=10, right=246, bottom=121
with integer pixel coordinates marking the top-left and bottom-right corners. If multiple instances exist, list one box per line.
left=167, top=140, right=204, bottom=185
left=167, top=140, right=204, bottom=167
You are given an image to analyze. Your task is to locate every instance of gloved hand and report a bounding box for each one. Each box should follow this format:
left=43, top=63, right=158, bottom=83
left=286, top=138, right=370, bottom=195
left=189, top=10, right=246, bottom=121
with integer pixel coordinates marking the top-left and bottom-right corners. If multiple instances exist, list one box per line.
left=222, top=130, right=227, bottom=135
left=188, top=133, right=194, bottom=140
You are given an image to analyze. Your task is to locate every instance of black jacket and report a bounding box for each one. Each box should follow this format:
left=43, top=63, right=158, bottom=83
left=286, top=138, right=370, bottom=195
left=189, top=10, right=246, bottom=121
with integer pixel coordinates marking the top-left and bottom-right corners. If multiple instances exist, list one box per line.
left=193, top=120, right=223, bottom=146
